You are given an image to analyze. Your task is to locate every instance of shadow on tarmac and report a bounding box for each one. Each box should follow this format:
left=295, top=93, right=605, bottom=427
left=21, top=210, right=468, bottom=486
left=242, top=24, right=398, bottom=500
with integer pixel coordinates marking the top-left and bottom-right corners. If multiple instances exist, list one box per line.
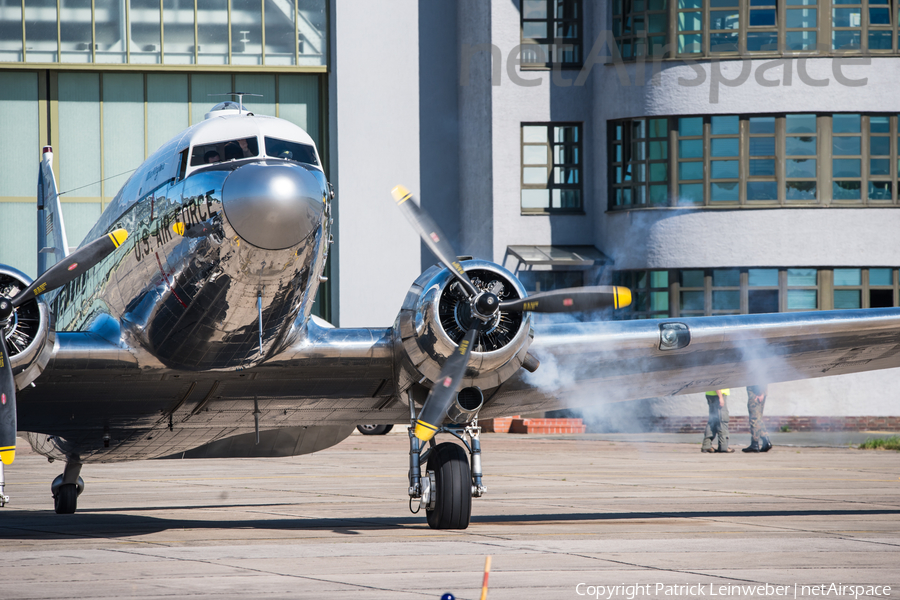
left=3, top=507, right=899, bottom=540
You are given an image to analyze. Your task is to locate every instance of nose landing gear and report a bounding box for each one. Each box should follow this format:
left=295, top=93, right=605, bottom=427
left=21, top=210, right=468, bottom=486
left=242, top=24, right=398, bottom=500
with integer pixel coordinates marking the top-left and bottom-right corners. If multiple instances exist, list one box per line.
left=51, top=461, right=84, bottom=514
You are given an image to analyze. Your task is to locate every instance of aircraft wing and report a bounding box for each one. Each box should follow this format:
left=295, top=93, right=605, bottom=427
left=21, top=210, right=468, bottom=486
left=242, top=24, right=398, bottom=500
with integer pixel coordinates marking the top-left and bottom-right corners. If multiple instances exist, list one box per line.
left=482, top=307, right=900, bottom=417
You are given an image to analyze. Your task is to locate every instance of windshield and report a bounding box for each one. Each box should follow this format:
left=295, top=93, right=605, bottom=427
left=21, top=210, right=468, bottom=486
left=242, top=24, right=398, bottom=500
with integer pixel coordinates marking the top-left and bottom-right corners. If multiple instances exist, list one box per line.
left=190, top=136, right=259, bottom=166
left=264, top=137, right=318, bottom=166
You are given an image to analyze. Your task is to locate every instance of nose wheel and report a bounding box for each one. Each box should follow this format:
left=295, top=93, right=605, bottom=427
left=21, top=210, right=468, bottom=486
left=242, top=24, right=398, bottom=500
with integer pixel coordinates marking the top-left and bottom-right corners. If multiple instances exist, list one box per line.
left=424, top=442, right=472, bottom=529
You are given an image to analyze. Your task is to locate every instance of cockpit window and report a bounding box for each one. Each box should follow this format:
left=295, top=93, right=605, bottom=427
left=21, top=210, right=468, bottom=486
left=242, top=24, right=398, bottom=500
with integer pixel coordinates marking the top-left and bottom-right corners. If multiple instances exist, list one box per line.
left=264, top=137, right=318, bottom=166
left=190, top=136, right=259, bottom=166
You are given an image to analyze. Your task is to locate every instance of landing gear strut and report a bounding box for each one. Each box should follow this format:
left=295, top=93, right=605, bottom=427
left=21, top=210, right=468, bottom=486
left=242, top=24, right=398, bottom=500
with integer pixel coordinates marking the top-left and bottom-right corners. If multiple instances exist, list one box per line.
left=0, top=462, right=9, bottom=507
left=408, top=409, right=485, bottom=530
left=51, top=461, right=84, bottom=514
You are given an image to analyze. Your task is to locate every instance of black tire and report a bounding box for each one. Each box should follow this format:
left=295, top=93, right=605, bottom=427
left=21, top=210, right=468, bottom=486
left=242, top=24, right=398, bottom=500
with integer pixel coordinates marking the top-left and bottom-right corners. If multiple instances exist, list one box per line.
left=54, top=483, right=78, bottom=514
left=356, top=424, right=394, bottom=435
left=425, top=442, right=472, bottom=530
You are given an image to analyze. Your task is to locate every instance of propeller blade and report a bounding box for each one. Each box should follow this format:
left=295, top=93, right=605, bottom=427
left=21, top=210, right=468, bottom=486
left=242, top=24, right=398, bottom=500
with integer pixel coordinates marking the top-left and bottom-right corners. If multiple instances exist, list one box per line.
left=11, top=229, right=128, bottom=308
left=413, top=324, right=479, bottom=442
left=499, top=286, right=632, bottom=314
left=391, top=186, right=478, bottom=298
left=0, top=334, right=16, bottom=465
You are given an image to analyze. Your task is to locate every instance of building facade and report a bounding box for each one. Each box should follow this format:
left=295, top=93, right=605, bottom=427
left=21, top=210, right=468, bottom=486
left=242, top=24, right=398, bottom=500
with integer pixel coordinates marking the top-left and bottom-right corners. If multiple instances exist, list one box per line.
left=1, top=1, right=898, bottom=427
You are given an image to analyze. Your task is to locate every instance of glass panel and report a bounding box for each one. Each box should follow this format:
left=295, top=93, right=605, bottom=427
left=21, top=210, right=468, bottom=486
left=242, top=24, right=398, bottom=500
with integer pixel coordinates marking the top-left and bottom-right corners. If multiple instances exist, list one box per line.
left=713, top=290, right=740, bottom=310
left=786, top=136, right=817, bottom=155
left=786, top=30, right=817, bottom=50
left=710, top=32, right=739, bottom=53
left=834, top=268, right=861, bottom=286
left=58, top=73, right=101, bottom=200
left=524, top=146, right=548, bottom=165
left=296, top=0, right=327, bottom=66
left=129, top=0, right=161, bottom=64
left=648, top=163, right=666, bottom=181
left=788, top=268, right=816, bottom=286
left=870, top=116, right=890, bottom=133
left=232, top=0, right=263, bottom=65
left=869, top=7, right=890, bottom=24
left=234, top=73, right=276, bottom=116
left=521, top=189, right=550, bottom=209
left=679, top=162, right=703, bottom=180
left=832, top=7, right=862, bottom=27
left=868, top=30, right=892, bottom=49
left=746, top=31, right=778, bottom=51
left=678, top=12, right=703, bottom=31
left=749, top=268, right=779, bottom=286
left=786, top=7, right=817, bottom=27
left=162, top=0, right=195, bottom=64
left=833, top=158, right=861, bottom=177
left=102, top=73, right=145, bottom=199
left=870, top=136, right=890, bottom=155
left=834, top=289, right=861, bottom=309
left=190, top=72, right=231, bottom=124
left=279, top=74, right=320, bottom=143
left=0, top=2, right=23, bottom=62
left=713, top=269, right=740, bottom=286
left=678, top=33, right=702, bottom=53
left=680, top=290, right=705, bottom=310
left=523, top=22, right=548, bottom=38
left=749, top=116, right=775, bottom=134
left=648, top=118, right=667, bottom=137
left=750, top=137, right=775, bottom=156
left=649, top=184, right=668, bottom=203
left=870, top=158, right=890, bottom=175
left=198, top=0, right=229, bottom=64
left=750, top=9, right=776, bottom=26
left=681, top=270, right=704, bottom=287
left=711, top=181, right=739, bottom=201
left=833, top=180, right=861, bottom=199
left=786, top=158, right=816, bottom=177
left=787, top=289, right=817, bottom=309
left=92, top=0, right=126, bottom=63
left=747, top=180, right=778, bottom=199
left=679, top=0, right=702, bottom=8
left=651, top=271, right=668, bottom=287
left=524, top=167, right=547, bottom=184
left=786, top=181, right=817, bottom=199
left=711, top=116, right=739, bottom=136
left=868, top=180, right=892, bottom=199
left=523, top=126, right=547, bottom=143
left=749, top=159, right=775, bottom=176
left=650, top=291, right=669, bottom=310
left=0, top=73, right=39, bottom=197
left=711, top=138, right=739, bottom=157
left=678, top=117, right=703, bottom=136
left=832, top=29, right=861, bottom=49
left=0, top=204, right=36, bottom=276
left=678, top=139, right=703, bottom=158
left=833, top=114, right=861, bottom=133
left=147, top=73, right=189, bottom=153
left=711, top=160, right=739, bottom=179
left=60, top=0, right=94, bottom=63
left=24, top=0, right=59, bottom=62
left=870, top=268, right=893, bottom=286
left=786, top=114, right=817, bottom=134
left=649, top=141, right=667, bottom=160
left=833, top=136, right=861, bottom=155
left=678, top=183, right=703, bottom=202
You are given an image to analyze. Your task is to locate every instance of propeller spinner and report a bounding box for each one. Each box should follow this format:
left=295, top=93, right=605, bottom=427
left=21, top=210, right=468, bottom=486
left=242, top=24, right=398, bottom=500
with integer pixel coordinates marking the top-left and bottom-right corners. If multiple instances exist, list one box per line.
left=0, top=229, right=127, bottom=465
left=390, top=186, right=631, bottom=442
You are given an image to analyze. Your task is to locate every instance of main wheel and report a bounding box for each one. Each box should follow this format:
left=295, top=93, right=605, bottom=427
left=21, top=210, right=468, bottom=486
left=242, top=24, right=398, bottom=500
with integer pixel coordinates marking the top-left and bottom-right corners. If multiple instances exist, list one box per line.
left=356, top=424, right=394, bottom=435
left=425, top=442, right=472, bottom=530
left=54, top=483, right=78, bottom=514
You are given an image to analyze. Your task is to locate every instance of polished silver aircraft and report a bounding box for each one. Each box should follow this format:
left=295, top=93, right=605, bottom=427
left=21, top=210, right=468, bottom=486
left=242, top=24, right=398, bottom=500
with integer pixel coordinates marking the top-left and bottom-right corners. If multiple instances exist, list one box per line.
left=3, top=100, right=900, bottom=529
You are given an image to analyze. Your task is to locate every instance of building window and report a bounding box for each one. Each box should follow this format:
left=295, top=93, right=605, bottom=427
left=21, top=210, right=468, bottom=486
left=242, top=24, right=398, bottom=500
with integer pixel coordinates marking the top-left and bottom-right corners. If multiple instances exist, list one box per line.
left=518, top=270, right=585, bottom=292
left=0, top=0, right=327, bottom=66
left=522, top=123, right=583, bottom=213
left=614, top=267, right=900, bottom=318
left=614, top=0, right=900, bottom=59
left=610, top=113, right=900, bottom=209
left=521, top=0, right=583, bottom=68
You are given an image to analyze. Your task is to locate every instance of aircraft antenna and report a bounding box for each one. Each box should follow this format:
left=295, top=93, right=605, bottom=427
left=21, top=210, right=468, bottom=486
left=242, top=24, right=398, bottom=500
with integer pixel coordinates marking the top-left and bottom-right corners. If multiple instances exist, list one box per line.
left=208, top=91, right=263, bottom=115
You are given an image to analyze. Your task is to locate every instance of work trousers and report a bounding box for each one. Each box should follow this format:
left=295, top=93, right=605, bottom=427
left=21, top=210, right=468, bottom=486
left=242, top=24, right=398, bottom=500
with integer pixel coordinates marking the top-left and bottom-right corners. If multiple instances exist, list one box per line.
left=747, top=392, right=768, bottom=444
left=701, top=395, right=730, bottom=451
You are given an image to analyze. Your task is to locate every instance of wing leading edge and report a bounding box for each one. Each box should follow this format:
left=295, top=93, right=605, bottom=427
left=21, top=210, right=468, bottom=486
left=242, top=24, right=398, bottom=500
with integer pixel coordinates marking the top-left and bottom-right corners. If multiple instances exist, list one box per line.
left=484, top=308, right=900, bottom=417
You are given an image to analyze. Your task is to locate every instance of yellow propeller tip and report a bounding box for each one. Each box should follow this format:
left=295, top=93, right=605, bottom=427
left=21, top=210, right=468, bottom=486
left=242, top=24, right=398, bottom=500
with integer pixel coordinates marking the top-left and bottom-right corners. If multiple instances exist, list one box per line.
left=414, top=421, right=438, bottom=442
left=391, top=185, right=412, bottom=203
left=173, top=222, right=185, bottom=236
left=0, top=449, right=14, bottom=465
left=109, top=228, right=128, bottom=248
left=614, top=286, right=632, bottom=309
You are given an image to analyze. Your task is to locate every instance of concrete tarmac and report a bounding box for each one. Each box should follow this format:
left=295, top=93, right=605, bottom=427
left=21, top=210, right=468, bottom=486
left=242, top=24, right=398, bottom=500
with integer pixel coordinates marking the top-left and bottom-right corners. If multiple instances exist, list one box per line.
left=1, top=433, right=898, bottom=600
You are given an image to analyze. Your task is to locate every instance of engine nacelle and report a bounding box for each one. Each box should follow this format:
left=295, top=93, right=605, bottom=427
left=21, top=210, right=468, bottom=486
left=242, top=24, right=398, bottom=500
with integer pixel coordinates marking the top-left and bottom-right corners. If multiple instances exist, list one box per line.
left=0, top=265, right=52, bottom=389
left=393, top=259, right=533, bottom=399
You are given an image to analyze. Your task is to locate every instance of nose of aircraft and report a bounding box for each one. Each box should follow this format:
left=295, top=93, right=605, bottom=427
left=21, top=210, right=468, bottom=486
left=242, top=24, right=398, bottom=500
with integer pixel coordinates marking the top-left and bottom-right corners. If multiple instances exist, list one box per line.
left=221, top=163, right=325, bottom=250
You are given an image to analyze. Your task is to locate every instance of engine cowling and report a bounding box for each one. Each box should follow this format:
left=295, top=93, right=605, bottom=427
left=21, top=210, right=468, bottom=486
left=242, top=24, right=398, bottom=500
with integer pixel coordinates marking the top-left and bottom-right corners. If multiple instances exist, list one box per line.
left=0, top=265, right=52, bottom=389
left=393, top=259, right=533, bottom=398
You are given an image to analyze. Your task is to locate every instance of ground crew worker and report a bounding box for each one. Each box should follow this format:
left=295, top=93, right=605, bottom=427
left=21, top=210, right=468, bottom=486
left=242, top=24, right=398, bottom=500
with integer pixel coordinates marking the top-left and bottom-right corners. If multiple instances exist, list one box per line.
left=701, top=389, right=733, bottom=453
left=743, top=385, right=772, bottom=453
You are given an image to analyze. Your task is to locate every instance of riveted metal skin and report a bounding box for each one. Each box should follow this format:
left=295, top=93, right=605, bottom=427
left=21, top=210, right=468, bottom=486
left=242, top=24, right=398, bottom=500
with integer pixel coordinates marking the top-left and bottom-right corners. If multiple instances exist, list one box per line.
left=392, top=259, right=534, bottom=400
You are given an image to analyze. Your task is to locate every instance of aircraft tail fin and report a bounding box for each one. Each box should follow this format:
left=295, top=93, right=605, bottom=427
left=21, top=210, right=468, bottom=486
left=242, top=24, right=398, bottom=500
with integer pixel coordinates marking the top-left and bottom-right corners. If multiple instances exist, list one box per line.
left=37, top=146, right=68, bottom=275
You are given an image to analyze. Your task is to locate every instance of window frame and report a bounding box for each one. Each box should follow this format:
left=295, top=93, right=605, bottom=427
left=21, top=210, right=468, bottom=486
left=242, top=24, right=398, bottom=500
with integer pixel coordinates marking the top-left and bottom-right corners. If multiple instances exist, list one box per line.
left=521, top=121, right=585, bottom=214
left=520, top=0, right=585, bottom=69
